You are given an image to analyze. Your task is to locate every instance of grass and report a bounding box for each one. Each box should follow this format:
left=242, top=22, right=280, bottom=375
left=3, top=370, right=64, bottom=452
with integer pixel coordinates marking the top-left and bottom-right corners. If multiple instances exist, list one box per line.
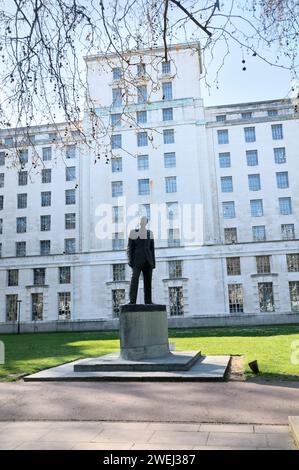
left=0, top=324, right=299, bottom=381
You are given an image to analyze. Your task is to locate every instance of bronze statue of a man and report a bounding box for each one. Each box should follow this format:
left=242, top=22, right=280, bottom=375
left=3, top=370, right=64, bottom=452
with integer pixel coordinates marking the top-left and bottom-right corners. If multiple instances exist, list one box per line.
left=127, top=216, right=155, bottom=304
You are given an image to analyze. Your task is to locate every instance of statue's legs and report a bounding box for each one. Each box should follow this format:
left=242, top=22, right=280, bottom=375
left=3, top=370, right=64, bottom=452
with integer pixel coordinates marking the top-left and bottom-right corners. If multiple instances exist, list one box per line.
left=129, top=267, right=141, bottom=303
left=143, top=266, right=153, bottom=304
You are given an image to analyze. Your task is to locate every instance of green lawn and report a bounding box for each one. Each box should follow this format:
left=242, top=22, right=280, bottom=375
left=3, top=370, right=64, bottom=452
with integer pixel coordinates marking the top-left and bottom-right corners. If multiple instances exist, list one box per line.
left=0, top=325, right=299, bottom=381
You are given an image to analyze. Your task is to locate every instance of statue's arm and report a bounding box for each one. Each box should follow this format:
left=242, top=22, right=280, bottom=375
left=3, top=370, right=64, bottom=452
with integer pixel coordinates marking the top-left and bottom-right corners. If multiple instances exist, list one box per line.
left=151, top=237, right=155, bottom=269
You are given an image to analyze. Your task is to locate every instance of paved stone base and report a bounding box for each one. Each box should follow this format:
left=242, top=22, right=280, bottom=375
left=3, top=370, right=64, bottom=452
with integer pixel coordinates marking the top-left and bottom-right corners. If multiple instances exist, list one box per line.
left=24, top=354, right=230, bottom=382
left=289, top=416, right=299, bottom=448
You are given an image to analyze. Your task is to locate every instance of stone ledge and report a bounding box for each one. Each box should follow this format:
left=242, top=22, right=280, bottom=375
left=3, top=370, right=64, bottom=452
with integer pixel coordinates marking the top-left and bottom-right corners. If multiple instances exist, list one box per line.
left=121, top=304, right=166, bottom=313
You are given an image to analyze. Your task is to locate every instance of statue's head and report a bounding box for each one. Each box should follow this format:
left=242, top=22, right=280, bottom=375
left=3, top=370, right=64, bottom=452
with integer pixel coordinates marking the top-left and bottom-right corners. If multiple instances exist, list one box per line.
left=140, top=216, right=148, bottom=227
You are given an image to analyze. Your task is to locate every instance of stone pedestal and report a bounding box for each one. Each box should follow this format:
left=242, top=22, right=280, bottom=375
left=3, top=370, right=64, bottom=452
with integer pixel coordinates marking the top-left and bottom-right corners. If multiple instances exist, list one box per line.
left=119, top=304, right=169, bottom=360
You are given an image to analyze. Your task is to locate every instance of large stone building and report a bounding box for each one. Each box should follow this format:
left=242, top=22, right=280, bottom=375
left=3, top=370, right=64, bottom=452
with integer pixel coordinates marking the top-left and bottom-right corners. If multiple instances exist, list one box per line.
left=0, top=43, right=298, bottom=332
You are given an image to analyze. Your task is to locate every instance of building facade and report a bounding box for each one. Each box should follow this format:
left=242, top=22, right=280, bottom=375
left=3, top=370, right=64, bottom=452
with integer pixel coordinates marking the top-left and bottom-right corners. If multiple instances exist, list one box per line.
left=0, top=43, right=298, bottom=331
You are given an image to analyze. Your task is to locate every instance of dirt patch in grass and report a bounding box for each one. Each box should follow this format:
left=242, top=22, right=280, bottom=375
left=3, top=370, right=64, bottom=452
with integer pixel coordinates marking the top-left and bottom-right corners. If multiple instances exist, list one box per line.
left=226, top=355, right=245, bottom=381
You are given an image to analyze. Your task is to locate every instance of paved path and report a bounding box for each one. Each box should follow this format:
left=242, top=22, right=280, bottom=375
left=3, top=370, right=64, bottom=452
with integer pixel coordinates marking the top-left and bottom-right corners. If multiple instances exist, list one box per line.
left=0, top=380, right=299, bottom=424
left=0, top=421, right=296, bottom=450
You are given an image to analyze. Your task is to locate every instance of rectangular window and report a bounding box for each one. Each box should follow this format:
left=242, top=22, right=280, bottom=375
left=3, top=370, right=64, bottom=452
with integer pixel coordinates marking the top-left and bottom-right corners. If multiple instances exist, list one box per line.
left=279, top=197, right=292, bottom=215
left=42, top=168, right=51, bottom=183
left=272, top=124, right=283, bottom=140
left=139, top=203, right=151, bottom=221
left=162, top=108, right=173, bottom=121
left=222, top=201, right=235, bottom=219
left=18, top=149, right=28, bottom=164
left=250, top=199, right=263, bottom=217
left=224, top=227, right=238, bottom=244
left=226, top=257, right=241, bottom=276
left=16, top=241, right=26, bottom=257
left=112, top=88, right=122, bottom=106
left=17, top=193, right=27, bottom=209
left=40, top=240, right=51, bottom=256
left=6, top=294, right=18, bottom=322
left=163, top=129, right=174, bottom=144
left=0, top=218, right=2, bottom=234
left=112, top=206, right=123, bottom=224
left=66, top=166, right=76, bottom=181
left=8, top=269, right=19, bottom=286
left=276, top=172, right=289, bottom=189
left=287, top=254, right=299, bottom=272
left=58, top=292, right=71, bottom=320
left=281, top=224, right=295, bottom=240
left=244, top=127, right=256, bottom=142
left=0, top=173, right=4, bottom=188
left=138, top=178, right=150, bottom=195
left=4, top=137, right=13, bottom=146
left=216, top=115, right=226, bottom=122
left=111, top=134, right=122, bottom=149
left=162, top=82, right=173, bottom=100
left=164, top=152, right=176, bottom=168
left=252, top=225, right=266, bottom=241
left=256, top=255, right=271, bottom=274
left=168, top=228, right=180, bottom=247
left=113, top=264, right=126, bottom=281
left=268, top=109, right=278, bottom=116
left=16, top=217, right=26, bottom=233
left=18, top=171, right=28, bottom=186
left=162, top=61, right=171, bottom=74
left=0, top=152, right=5, bottom=165
left=274, top=147, right=286, bottom=164
left=137, top=63, right=146, bottom=77
left=32, top=293, right=43, bottom=320
left=0, top=195, right=3, bottom=210
left=137, top=85, right=147, bottom=104
left=112, top=289, right=125, bottom=317
left=136, top=110, right=147, bottom=124
left=40, top=215, right=51, bottom=231
left=169, top=286, right=184, bottom=316
left=289, top=281, right=299, bottom=312
left=221, top=176, right=233, bottom=192
left=66, top=145, right=76, bottom=159
left=258, top=282, right=275, bottom=312
left=111, top=157, right=122, bottom=172
left=228, top=284, right=244, bottom=313
left=111, top=113, right=122, bottom=127
left=59, top=266, right=71, bottom=284
left=41, top=191, right=51, bottom=207
left=65, top=213, right=76, bottom=230
left=137, top=131, right=148, bottom=147
left=219, top=152, right=231, bottom=168
left=165, top=176, right=177, bottom=193
left=217, top=129, right=229, bottom=145
left=168, top=260, right=183, bottom=279
left=111, top=181, right=123, bottom=197
left=34, top=268, right=45, bottom=286
left=241, top=112, right=252, bottom=119
left=42, top=147, right=52, bottom=161
left=112, top=232, right=124, bottom=250
left=112, top=67, right=122, bottom=80
left=167, top=202, right=178, bottom=220
left=137, top=155, right=149, bottom=170
left=65, top=189, right=76, bottom=205
left=64, top=238, right=76, bottom=254
left=246, top=150, right=258, bottom=166
left=248, top=174, right=261, bottom=191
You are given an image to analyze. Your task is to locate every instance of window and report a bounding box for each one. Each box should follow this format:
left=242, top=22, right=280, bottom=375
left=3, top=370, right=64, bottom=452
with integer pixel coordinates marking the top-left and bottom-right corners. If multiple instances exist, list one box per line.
left=0, top=173, right=4, bottom=188
left=256, top=255, right=271, bottom=274
left=4, top=137, right=13, bottom=146
left=58, top=292, right=71, bottom=320
left=138, top=178, right=150, bottom=195
left=41, top=215, right=51, bottom=231
left=64, top=238, right=76, bottom=254
left=139, top=203, right=150, bottom=221
left=279, top=197, right=292, bottom=215
left=112, top=88, right=122, bottom=106
left=65, top=213, right=76, bottom=230
left=281, top=224, right=295, bottom=240
left=111, top=113, right=122, bottom=127
left=34, top=268, right=45, bottom=286
left=137, top=63, right=146, bottom=76
left=221, top=176, right=233, bottom=192
left=274, top=147, right=286, bottom=164
left=253, top=225, right=266, bottom=241
left=222, top=201, right=235, bottom=219
left=246, top=150, right=258, bottom=166
left=289, top=281, right=299, bottom=312
left=113, top=264, right=126, bottom=281
left=32, top=293, right=43, bottom=320
left=226, top=257, right=241, bottom=276
left=112, top=289, right=125, bottom=317
left=137, top=131, right=148, bottom=147
left=112, top=232, right=124, bottom=250
left=17, top=193, right=27, bottom=209
left=168, top=228, right=180, bottom=247
left=244, top=127, right=256, bottom=142
left=42, top=147, right=52, bottom=161
left=137, top=155, right=149, bottom=170
left=18, top=171, right=28, bottom=186
left=16, top=217, right=26, bottom=233
left=112, top=157, right=122, bottom=172
left=162, top=108, right=173, bottom=121
left=65, top=189, right=76, bottom=205
left=219, top=152, right=231, bottom=168
left=165, top=176, right=177, bottom=193
left=40, top=240, right=50, bottom=255
left=228, top=284, right=244, bottom=313
left=112, top=67, right=122, bottom=80
left=0, top=218, right=2, bottom=234
left=137, top=85, right=147, bottom=104
left=42, top=168, right=51, bottom=183
left=276, top=172, right=289, bottom=189
left=250, top=199, right=263, bottom=217
left=41, top=191, right=51, bottom=207
left=164, top=152, right=176, bottom=168
left=241, top=112, right=252, bottom=119
left=268, top=109, right=278, bottom=116
left=162, top=82, right=173, bottom=100
left=111, top=134, right=122, bottom=149
left=169, top=286, right=184, bottom=316
left=217, top=129, right=229, bottom=144
left=287, top=254, right=299, bottom=272
left=248, top=174, right=261, bottom=191
left=162, top=61, right=171, bottom=74
left=163, top=129, right=174, bottom=144
left=0, top=195, right=3, bottom=210
left=272, top=124, right=283, bottom=140
left=18, top=149, right=28, bottom=164
left=59, top=266, right=71, bottom=284
left=224, top=227, right=238, bottom=244
left=66, top=166, right=76, bottom=181
left=8, top=269, right=18, bottom=286
left=137, top=110, right=147, bottom=124
left=166, top=202, right=178, bottom=220
left=0, top=152, right=5, bottom=165
left=169, top=260, right=183, bottom=279
left=6, top=294, right=18, bottom=322
left=111, top=181, right=123, bottom=197
left=216, top=115, right=226, bottom=122
left=16, top=241, right=26, bottom=257
left=258, top=282, right=275, bottom=312
left=112, top=206, right=123, bottom=223
left=0, top=242, right=2, bottom=257
left=66, top=145, right=76, bottom=159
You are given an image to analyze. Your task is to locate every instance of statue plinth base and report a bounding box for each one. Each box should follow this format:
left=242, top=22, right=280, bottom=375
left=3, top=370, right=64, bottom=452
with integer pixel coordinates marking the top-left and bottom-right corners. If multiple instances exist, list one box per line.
left=119, top=304, right=169, bottom=361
